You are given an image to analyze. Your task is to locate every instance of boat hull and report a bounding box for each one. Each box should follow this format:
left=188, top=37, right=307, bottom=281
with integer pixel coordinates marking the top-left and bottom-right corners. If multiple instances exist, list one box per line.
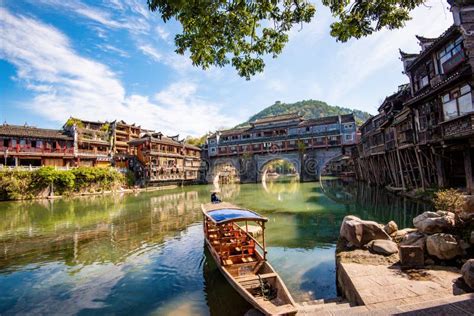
left=204, top=233, right=297, bottom=315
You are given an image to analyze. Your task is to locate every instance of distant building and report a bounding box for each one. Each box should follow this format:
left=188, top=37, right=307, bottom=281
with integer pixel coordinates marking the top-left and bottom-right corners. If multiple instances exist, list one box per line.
left=128, top=132, right=201, bottom=183
left=205, top=113, right=357, bottom=158
left=0, top=123, right=74, bottom=167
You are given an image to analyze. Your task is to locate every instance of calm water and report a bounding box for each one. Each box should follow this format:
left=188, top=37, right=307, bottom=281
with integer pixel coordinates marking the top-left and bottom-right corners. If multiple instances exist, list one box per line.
left=0, top=179, right=432, bottom=315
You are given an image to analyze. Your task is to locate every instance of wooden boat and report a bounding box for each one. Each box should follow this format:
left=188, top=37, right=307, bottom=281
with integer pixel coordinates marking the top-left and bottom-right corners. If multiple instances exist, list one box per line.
left=201, top=202, right=297, bottom=315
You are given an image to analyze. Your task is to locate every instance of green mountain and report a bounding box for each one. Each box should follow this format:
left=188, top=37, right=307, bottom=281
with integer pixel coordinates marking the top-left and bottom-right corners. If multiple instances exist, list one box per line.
left=238, top=100, right=372, bottom=127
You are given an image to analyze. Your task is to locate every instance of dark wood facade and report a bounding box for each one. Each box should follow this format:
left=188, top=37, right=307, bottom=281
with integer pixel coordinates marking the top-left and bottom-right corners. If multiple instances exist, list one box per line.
left=356, top=1, right=474, bottom=193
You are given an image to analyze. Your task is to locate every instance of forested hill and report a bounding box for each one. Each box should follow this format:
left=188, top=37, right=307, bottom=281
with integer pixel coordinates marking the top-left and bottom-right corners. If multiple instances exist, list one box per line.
left=239, top=100, right=372, bottom=127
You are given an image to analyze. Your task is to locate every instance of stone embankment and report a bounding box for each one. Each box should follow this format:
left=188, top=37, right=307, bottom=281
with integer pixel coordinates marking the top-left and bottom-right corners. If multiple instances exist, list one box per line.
left=334, top=207, right=474, bottom=314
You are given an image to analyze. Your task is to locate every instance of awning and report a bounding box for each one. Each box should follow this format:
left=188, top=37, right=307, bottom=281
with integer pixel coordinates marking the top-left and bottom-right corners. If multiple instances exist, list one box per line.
left=206, top=208, right=267, bottom=224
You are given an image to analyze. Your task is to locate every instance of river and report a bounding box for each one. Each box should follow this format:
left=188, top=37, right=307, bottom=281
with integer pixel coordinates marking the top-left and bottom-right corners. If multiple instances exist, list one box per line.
left=0, top=179, right=432, bottom=315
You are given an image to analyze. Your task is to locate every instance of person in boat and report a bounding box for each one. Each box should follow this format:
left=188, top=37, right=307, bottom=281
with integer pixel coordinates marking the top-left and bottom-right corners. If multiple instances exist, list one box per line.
left=210, top=192, right=221, bottom=203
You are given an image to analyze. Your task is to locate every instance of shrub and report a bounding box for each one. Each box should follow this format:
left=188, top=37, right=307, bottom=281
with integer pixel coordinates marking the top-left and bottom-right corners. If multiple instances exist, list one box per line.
left=0, top=169, right=37, bottom=200
left=0, top=166, right=125, bottom=200
left=433, top=188, right=465, bottom=213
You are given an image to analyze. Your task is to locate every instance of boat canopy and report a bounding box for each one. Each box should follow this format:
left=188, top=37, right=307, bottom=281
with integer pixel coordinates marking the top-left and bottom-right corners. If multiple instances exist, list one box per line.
left=206, top=208, right=268, bottom=224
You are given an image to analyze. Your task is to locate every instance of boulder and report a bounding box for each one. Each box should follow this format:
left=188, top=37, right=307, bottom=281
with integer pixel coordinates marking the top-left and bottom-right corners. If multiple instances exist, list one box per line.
left=400, top=245, right=424, bottom=268
left=367, top=239, right=398, bottom=256
left=426, top=233, right=462, bottom=260
left=391, top=228, right=417, bottom=242
left=340, top=215, right=391, bottom=248
left=413, top=211, right=456, bottom=234
left=400, top=232, right=426, bottom=250
left=384, top=221, right=398, bottom=235
left=461, top=259, right=474, bottom=290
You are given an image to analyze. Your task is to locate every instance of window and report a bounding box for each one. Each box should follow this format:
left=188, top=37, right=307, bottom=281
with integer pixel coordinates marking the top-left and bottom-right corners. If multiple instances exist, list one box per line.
left=437, top=36, right=463, bottom=74
left=210, top=148, right=216, bottom=153
left=242, top=134, right=251, bottom=139
left=442, top=84, right=473, bottom=120
left=345, top=134, right=353, bottom=141
left=20, top=139, right=26, bottom=146
left=344, top=123, right=353, bottom=130
left=31, top=140, right=37, bottom=148
left=3, top=139, right=9, bottom=147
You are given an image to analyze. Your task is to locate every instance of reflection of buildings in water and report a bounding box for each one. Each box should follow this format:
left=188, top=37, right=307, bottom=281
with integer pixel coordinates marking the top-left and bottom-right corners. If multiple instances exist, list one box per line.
left=320, top=179, right=432, bottom=228
left=262, top=177, right=300, bottom=200
left=0, top=190, right=203, bottom=269
left=218, top=184, right=240, bottom=200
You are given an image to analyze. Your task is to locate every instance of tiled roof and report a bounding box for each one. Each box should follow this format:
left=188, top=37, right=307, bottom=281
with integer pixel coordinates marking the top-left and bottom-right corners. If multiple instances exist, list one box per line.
left=415, top=35, right=437, bottom=44
left=219, top=127, right=252, bottom=136
left=184, top=143, right=201, bottom=151
left=0, top=124, right=73, bottom=140
left=377, top=84, right=410, bottom=112
left=399, top=49, right=418, bottom=59
left=298, top=115, right=339, bottom=127
left=341, top=113, right=355, bottom=123
left=129, top=133, right=183, bottom=147
left=252, top=112, right=302, bottom=125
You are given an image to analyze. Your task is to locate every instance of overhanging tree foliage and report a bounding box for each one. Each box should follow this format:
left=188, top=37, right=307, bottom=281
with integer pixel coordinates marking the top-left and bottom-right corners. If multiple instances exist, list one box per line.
left=147, top=0, right=427, bottom=79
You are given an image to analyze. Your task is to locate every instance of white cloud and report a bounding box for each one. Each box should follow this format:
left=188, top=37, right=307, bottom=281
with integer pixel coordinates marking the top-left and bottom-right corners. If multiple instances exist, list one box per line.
left=97, top=44, right=130, bottom=58
left=139, top=44, right=163, bottom=62
left=33, top=0, right=150, bottom=33
left=155, top=25, right=170, bottom=41
left=0, top=8, right=237, bottom=136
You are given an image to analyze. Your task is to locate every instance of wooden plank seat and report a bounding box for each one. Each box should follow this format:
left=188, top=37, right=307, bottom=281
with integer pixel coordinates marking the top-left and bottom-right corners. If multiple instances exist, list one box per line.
left=236, top=272, right=277, bottom=283
left=241, top=256, right=256, bottom=263
left=223, top=259, right=234, bottom=266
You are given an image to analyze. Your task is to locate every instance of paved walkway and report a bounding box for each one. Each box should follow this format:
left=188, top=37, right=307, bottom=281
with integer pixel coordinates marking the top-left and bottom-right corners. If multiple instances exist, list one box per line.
left=296, top=262, right=473, bottom=315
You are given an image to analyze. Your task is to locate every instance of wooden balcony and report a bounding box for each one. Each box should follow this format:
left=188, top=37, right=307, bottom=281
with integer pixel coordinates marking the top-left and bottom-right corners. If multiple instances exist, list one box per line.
left=442, top=113, right=474, bottom=139
left=0, top=145, right=74, bottom=156
left=370, top=144, right=385, bottom=155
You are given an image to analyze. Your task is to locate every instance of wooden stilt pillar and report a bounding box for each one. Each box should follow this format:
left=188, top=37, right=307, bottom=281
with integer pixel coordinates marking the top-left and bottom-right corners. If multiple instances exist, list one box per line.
left=464, top=147, right=473, bottom=194
left=414, top=147, right=425, bottom=190
left=435, top=152, right=446, bottom=188
left=397, top=148, right=406, bottom=190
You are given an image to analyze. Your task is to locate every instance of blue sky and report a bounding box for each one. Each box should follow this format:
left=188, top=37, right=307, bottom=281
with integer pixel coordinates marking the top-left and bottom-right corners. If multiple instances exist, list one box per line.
left=0, top=0, right=453, bottom=136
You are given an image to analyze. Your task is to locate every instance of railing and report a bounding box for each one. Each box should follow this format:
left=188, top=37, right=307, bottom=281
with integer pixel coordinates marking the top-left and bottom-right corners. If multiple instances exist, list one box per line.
left=219, top=130, right=342, bottom=145
left=0, top=146, right=74, bottom=155
left=370, top=144, right=385, bottom=154
left=442, top=113, right=474, bottom=139
left=0, top=165, right=73, bottom=171
left=77, top=149, right=109, bottom=156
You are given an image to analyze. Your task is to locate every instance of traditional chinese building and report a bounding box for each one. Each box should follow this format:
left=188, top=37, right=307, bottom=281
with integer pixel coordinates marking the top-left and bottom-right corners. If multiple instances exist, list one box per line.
left=206, top=113, right=357, bottom=158
left=356, top=0, right=474, bottom=193
left=128, top=132, right=201, bottom=184
left=64, top=118, right=112, bottom=167
left=0, top=124, right=75, bottom=167
left=111, top=120, right=141, bottom=168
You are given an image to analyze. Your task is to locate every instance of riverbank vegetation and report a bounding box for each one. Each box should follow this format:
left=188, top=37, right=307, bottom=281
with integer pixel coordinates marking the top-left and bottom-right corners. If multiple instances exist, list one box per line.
left=0, top=167, right=125, bottom=201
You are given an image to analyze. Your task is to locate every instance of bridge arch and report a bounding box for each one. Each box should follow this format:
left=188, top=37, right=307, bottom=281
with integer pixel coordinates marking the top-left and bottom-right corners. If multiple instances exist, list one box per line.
left=209, top=157, right=241, bottom=185
left=256, top=153, right=301, bottom=182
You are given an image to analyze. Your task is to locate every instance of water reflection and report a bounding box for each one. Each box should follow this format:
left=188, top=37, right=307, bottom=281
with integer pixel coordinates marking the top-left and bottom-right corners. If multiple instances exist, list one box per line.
left=0, top=180, right=432, bottom=314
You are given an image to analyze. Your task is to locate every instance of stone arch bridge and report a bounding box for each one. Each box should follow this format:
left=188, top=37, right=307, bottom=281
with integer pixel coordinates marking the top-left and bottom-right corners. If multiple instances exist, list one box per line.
left=205, top=147, right=344, bottom=183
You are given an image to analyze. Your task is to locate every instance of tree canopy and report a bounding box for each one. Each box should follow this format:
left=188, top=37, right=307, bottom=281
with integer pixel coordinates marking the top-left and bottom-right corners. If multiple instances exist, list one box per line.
left=147, top=0, right=426, bottom=79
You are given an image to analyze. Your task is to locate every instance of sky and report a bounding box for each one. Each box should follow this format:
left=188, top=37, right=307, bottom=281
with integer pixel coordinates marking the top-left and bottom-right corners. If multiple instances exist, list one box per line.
left=0, top=0, right=454, bottom=136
